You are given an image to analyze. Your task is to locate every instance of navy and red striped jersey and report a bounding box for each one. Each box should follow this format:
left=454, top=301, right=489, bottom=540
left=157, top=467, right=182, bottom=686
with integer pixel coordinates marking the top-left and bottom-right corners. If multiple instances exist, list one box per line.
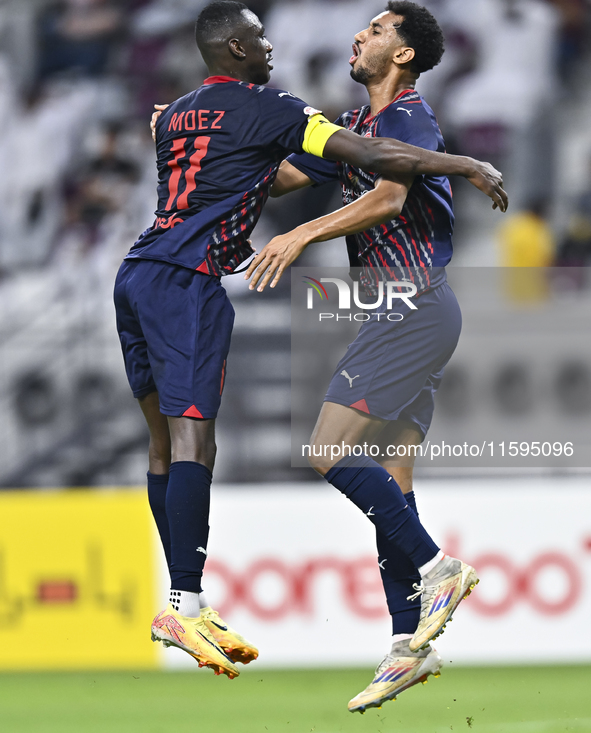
left=288, top=89, right=454, bottom=294
left=126, top=76, right=322, bottom=276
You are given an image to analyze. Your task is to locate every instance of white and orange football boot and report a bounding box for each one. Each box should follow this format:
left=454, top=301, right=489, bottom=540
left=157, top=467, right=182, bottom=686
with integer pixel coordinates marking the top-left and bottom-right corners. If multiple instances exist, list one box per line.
left=408, top=556, right=479, bottom=652
left=200, top=606, right=259, bottom=665
left=151, top=604, right=239, bottom=678
left=348, top=640, right=442, bottom=714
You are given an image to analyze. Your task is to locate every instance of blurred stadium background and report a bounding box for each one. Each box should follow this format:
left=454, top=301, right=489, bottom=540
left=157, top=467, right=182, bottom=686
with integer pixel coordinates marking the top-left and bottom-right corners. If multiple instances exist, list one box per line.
left=0, top=1, right=590, bottom=731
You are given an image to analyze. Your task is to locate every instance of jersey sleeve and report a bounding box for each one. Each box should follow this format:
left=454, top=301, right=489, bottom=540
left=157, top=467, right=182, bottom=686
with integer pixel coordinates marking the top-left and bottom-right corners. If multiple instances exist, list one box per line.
left=256, top=88, right=339, bottom=156
left=285, top=151, right=340, bottom=186
left=376, top=101, right=440, bottom=152
left=284, top=111, right=345, bottom=185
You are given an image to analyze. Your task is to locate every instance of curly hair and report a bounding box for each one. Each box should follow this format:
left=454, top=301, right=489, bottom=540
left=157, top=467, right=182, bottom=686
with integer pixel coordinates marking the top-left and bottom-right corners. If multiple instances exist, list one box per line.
left=385, top=1, right=445, bottom=74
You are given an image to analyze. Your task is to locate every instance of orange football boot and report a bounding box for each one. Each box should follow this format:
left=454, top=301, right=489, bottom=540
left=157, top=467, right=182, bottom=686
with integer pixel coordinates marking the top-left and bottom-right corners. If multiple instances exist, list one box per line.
left=151, top=604, right=239, bottom=678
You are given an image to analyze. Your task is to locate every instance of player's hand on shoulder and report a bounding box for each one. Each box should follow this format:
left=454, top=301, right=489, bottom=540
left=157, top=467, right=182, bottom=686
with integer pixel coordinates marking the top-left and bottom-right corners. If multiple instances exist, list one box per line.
left=244, top=229, right=310, bottom=292
left=466, top=159, right=509, bottom=212
left=151, top=104, right=169, bottom=142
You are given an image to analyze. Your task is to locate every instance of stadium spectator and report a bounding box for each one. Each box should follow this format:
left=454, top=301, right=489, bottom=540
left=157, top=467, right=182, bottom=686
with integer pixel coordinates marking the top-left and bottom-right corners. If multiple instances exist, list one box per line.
left=265, top=0, right=384, bottom=113
left=58, top=122, right=141, bottom=262
left=0, top=78, right=99, bottom=270
left=126, top=2, right=208, bottom=117
left=555, top=154, right=591, bottom=272
left=547, top=0, right=590, bottom=79
left=436, top=0, right=559, bottom=207
left=37, top=0, right=126, bottom=80
left=497, top=200, right=555, bottom=301
left=498, top=200, right=556, bottom=267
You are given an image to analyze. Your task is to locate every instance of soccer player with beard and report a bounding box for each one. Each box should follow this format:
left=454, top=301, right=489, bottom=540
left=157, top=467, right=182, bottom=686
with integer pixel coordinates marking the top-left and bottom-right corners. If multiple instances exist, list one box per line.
left=247, top=1, right=501, bottom=712
left=140, top=0, right=505, bottom=683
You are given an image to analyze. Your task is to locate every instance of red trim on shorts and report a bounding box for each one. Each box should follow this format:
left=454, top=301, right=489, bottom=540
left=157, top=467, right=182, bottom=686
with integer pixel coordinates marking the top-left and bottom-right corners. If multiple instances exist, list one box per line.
left=350, top=398, right=370, bottom=414
left=183, top=405, right=204, bottom=418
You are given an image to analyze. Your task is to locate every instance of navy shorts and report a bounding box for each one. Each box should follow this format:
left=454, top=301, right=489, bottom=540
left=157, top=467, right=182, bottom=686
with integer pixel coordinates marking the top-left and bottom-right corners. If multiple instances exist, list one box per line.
left=114, top=259, right=234, bottom=418
left=324, top=281, right=462, bottom=438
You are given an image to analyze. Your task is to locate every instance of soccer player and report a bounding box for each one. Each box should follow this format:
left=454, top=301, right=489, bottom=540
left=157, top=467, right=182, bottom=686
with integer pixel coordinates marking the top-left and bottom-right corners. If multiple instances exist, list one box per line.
left=246, top=1, right=495, bottom=712
left=124, top=0, right=506, bottom=679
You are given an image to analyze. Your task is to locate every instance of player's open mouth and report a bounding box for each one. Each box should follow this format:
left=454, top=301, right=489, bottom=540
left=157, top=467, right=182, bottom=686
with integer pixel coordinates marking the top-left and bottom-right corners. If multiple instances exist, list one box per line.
left=267, top=56, right=273, bottom=70
left=349, top=44, right=360, bottom=65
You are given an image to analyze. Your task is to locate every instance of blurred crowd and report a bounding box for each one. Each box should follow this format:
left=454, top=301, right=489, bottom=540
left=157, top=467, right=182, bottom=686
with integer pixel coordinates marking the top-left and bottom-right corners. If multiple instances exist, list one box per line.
left=0, top=0, right=590, bottom=488
left=0, top=0, right=590, bottom=278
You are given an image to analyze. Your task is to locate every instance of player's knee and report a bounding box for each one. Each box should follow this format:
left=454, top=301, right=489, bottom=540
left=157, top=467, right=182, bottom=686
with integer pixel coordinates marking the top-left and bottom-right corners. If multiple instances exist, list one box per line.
left=194, top=441, right=216, bottom=472
left=306, top=451, right=331, bottom=477
left=203, top=440, right=217, bottom=466
left=149, top=437, right=171, bottom=473
left=195, top=428, right=216, bottom=465
left=170, top=432, right=216, bottom=471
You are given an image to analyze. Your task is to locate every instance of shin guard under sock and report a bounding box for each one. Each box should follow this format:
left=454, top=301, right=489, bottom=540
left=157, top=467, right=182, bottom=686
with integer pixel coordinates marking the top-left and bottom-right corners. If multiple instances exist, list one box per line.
left=166, top=461, right=212, bottom=594
left=147, top=472, right=171, bottom=570
left=325, top=455, right=439, bottom=568
left=376, top=489, right=422, bottom=635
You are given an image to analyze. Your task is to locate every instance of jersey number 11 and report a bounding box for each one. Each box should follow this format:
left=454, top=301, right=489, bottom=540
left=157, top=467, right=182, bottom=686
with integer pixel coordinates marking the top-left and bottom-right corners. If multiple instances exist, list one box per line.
left=166, top=137, right=211, bottom=211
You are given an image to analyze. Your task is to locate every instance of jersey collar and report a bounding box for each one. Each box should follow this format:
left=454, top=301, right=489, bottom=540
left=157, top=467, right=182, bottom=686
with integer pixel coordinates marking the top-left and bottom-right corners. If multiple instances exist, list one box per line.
left=203, top=75, right=241, bottom=85
left=363, top=88, right=417, bottom=125
left=393, top=87, right=416, bottom=102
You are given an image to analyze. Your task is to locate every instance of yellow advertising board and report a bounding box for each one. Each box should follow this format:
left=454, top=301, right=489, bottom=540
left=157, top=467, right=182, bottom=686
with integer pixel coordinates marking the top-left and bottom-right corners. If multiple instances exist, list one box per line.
left=0, top=489, right=158, bottom=669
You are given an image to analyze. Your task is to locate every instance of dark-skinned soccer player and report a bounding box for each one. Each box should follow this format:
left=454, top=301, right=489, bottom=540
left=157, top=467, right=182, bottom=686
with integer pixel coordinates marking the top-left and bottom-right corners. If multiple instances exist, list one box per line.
left=122, top=0, right=506, bottom=681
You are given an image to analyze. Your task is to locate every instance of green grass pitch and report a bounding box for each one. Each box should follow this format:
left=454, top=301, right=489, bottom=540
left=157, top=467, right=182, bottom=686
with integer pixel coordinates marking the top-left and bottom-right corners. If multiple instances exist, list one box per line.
left=1, top=664, right=589, bottom=733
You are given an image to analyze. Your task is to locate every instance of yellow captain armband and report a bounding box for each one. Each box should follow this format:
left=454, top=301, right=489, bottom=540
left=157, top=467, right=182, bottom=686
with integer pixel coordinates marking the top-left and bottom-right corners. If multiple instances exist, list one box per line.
left=302, top=114, right=342, bottom=158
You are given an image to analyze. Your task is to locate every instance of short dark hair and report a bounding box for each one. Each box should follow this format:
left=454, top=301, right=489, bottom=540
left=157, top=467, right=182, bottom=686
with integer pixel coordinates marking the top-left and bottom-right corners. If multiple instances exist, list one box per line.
left=195, top=1, right=249, bottom=57
left=386, top=1, right=444, bottom=74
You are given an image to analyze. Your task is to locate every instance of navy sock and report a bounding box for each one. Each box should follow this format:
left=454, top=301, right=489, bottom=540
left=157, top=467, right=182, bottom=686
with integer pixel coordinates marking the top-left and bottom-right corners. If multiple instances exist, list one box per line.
left=325, top=455, right=439, bottom=569
left=405, top=489, right=418, bottom=515
left=376, top=490, right=421, bottom=635
left=166, top=461, right=212, bottom=594
left=147, top=472, right=171, bottom=571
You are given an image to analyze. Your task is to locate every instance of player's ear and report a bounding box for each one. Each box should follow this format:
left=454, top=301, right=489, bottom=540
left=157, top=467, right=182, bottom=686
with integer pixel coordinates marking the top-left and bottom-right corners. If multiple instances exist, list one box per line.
left=228, top=38, right=247, bottom=60
left=394, top=46, right=415, bottom=67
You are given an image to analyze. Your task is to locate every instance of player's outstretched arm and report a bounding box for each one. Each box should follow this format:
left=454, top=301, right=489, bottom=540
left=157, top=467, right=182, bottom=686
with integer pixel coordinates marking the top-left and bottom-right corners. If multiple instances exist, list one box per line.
left=324, top=129, right=508, bottom=213
left=245, top=176, right=411, bottom=291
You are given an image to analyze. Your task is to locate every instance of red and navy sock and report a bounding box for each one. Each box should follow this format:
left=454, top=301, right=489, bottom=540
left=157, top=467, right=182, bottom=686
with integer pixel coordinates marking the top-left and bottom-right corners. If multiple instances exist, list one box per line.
left=376, top=489, right=421, bottom=635
left=166, top=461, right=212, bottom=594
left=325, top=455, right=439, bottom=569
left=147, top=471, right=171, bottom=570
